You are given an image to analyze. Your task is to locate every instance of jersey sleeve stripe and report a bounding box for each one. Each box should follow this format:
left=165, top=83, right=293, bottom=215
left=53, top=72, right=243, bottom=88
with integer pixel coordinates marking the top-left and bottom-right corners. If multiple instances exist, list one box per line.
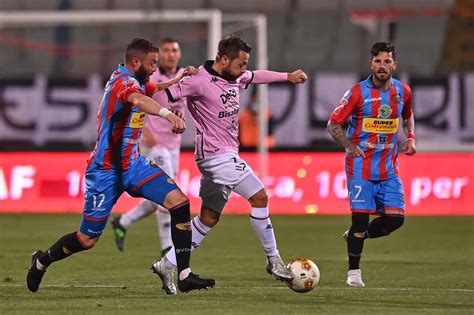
left=165, top=88, right=177, bottom=103
left=244, top=71, right=254, bottom=89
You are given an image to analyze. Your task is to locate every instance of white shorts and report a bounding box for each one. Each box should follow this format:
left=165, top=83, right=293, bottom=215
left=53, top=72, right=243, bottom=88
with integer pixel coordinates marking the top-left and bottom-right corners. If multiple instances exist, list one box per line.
left=141, top=145, right=180, bottom=179
left=196, top=152, right=264, bottom=213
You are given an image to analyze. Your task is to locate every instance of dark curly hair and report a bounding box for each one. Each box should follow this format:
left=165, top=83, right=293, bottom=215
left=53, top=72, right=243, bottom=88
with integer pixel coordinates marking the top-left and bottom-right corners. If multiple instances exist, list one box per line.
left=370, top=42, right=397, bottom=60
left=125, top=38, right=158, bottom=62
left=216, top=35, right=252, bottom=61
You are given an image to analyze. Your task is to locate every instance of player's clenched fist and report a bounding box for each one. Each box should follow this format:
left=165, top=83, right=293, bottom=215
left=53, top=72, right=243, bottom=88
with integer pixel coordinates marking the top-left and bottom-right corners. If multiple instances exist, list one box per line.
left=402, top=139, right=416, bottom=156
left=165, top=112, right=186, bottom=134
left=345, top=143, right=365, bottom=158
left=288, top=69, right=308, bottom=84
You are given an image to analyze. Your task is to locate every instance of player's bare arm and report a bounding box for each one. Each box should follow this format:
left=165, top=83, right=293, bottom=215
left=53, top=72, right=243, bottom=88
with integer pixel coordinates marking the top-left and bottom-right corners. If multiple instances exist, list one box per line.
left=402, top=114, right=416, bottom=156
left=155, top=66, right=198, bottom=92
left=128, top=92, right=186, bottom=134
left=287, top=69, right=308, bottom=84
left=327, top=120, right=365, bottom=158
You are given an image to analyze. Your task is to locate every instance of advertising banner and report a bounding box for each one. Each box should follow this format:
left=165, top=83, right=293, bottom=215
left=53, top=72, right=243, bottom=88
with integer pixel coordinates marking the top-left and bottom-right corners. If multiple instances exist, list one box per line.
left=0, top=152, right=472, bottom=215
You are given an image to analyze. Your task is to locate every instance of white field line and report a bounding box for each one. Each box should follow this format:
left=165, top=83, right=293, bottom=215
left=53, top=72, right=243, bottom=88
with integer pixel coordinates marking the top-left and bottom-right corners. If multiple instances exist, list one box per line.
left=0, top=284, right=473, bottom=293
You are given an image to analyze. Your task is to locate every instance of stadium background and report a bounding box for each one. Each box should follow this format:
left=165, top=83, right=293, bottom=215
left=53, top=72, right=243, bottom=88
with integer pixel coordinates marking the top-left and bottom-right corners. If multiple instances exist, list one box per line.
left=0, top=0, right=472, bottom=215
left=0, top=1, right=473, bottom=314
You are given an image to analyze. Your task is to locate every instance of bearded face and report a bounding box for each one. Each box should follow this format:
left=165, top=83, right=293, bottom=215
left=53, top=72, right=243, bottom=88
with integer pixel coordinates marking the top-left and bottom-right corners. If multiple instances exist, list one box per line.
left=135, top=64, right=149, bottom=85
left=369, top=51, right=397, bottom=84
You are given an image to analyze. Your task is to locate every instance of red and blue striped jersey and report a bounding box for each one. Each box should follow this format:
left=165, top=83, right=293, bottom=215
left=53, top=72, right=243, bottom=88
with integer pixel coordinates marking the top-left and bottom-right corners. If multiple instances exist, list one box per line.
left=88, top=64, right=155, bottom=171
left=330, top=75, right=413, bottom=180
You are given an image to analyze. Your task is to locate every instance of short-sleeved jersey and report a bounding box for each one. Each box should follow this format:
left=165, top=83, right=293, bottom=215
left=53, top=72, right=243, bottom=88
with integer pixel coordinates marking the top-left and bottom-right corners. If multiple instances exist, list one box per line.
left=88, top=64, right=155, bottom=171
left=330, top=75, right=413, bottom=181
left=145, top=67, right=187, bottom=150
left=165, top=60, right=254, bottom=160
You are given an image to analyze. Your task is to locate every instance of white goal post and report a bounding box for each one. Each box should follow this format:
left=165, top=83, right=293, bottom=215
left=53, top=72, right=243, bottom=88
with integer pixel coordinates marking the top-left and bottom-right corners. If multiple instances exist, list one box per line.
left=0, top=9, right=269, bottom=176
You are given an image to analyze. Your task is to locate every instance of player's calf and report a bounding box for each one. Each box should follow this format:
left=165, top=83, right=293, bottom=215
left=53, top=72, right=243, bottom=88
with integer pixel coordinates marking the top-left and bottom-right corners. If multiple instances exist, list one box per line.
left=368, top=215, right=404, bottom=239
left=26, top=232, right=91, bottom=292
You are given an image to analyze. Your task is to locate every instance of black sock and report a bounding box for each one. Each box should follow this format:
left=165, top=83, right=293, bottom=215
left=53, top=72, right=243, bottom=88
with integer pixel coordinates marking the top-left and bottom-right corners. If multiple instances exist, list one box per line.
left=347, top=213, right=369, bottom=270
left=169, top=201, right=191, bottom=274
left=368, top=215, right=404, bottom=238
left=38, top=232, right=88, bottom=267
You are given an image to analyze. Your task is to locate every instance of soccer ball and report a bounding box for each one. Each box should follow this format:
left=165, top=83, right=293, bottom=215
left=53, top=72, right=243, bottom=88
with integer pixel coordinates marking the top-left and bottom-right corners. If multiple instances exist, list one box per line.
left=286, top=258, right=320, bottom=293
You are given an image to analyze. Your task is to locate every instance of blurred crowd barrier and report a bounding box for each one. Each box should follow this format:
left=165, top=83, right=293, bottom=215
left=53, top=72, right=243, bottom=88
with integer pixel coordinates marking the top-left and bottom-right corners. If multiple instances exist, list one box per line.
left=1, top=73, right=473, bottom=151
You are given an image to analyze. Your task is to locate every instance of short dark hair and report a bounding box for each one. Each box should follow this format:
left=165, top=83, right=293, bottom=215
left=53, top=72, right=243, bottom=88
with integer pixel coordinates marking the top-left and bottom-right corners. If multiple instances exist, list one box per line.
left=125, top=38, right=158, bottom=62
left=370, top=42, right=397, bottom=60
left=216, top=35, right=252, bottom=61
left=160, top=37, right=180, bottom=47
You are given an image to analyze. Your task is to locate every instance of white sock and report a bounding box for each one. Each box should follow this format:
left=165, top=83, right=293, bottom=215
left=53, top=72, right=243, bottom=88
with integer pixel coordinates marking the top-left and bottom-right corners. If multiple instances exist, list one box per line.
left=155, top=206, right=173, bottom=251
left=36, top=258, right=47, bottom=271
left=165, top=216, right=212, bottom=266
left=250, top=207, right=279, bottom=257
left=179, top=268, right=191, bottom=281
left=120, top=199, right=157, bottom=228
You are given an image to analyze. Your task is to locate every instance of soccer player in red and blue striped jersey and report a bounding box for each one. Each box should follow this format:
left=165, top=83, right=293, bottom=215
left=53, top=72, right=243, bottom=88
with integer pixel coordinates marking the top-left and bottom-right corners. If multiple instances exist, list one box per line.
left=27, top=38, right=214, bottom=294
left=328, top=42, right=416, bottom=287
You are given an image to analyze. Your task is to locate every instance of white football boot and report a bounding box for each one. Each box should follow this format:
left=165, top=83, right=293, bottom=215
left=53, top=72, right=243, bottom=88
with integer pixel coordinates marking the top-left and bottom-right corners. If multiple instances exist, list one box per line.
left=151, top=257, right=177, bottom=295
left=266, top=255, right=293, bottom=282
left=346, top=269, right=365, bottom=287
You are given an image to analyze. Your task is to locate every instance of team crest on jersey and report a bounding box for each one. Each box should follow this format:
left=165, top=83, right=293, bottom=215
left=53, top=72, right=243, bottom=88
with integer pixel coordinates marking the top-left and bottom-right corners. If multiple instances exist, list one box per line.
left=391, top=93, right=401, bottom=103
left=377, top=104, right=392, bottom=119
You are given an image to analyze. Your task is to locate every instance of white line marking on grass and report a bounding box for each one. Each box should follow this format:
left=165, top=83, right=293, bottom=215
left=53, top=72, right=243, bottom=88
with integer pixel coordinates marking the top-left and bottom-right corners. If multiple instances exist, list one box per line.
left=1, top=284, right=473, bottom=293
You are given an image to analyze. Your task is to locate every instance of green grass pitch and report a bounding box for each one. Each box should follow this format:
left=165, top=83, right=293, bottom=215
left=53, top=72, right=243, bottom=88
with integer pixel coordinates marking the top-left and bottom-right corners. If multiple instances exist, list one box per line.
left=1, top=213, right=473, bottom=314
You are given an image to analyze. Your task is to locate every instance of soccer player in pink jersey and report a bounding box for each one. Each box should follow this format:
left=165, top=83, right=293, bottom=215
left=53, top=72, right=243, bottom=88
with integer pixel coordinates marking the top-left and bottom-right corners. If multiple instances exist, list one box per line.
left=327, top=42, right=416, bottom=287
left=111, top=38, right=191, bottom=259
left=149, top=35, right=308, bottom=294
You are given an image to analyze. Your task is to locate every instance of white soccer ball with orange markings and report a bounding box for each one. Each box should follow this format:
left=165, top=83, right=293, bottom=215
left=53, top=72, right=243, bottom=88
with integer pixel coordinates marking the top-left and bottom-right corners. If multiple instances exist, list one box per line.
left=286, top=258, right=320, bottom=293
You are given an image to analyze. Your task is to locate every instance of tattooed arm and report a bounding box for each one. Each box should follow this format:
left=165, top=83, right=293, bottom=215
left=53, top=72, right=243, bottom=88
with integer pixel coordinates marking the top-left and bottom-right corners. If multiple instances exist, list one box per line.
left=401, top=113, right=416, bottom=156
left=327, top=120, right=365, bottom=158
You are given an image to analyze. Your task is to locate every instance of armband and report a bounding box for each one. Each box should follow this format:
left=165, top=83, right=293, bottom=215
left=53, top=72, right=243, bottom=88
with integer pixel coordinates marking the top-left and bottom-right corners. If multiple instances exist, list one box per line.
left=406, top=133, right=416, bottom=142
left=158, top=108, right=171, bottom=118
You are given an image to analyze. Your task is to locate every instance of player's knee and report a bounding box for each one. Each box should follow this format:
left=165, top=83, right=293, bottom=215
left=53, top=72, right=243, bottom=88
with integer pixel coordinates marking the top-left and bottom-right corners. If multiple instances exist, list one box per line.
left=248, top=189, right=268, bottom=207
left=77, top=232, right=99, bottom=249
left=385, top=215, right=405, bottom=233
left=164, top=189, right=189, bottom=210
left=349, top=213, right=369, bottom=239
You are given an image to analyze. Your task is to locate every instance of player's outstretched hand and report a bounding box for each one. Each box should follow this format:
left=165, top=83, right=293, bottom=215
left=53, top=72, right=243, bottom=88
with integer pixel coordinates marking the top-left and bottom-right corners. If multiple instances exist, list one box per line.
left=403, top=139, right=416, bottom=155
left=165, top=112, right=186, bottom=134
left=183, top=65, right=198, bottom=76
left=171, top=109, right=186, bottom=121
left=288, top=69, right=308, bottom=84
left=345, top=143, right=365, bottom=158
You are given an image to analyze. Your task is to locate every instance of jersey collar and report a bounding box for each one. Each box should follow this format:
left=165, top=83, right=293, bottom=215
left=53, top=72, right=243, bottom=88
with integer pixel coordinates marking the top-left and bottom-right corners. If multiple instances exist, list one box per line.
left=203, top=60, right=230, bottom=81
left=117, top=64, right=136, bottom=78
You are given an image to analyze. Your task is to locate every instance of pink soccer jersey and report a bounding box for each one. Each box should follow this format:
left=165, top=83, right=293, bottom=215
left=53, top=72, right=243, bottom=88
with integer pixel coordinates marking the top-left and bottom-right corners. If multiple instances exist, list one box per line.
left=145, top=67, right=187, bottom=149
left=164, top=61, right=254, bottom=160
